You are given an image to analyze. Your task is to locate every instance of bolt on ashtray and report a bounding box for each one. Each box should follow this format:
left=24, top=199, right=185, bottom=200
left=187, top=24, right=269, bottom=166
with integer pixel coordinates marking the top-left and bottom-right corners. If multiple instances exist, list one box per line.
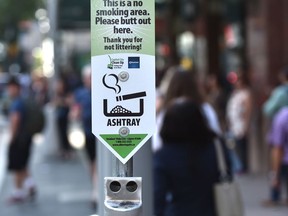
left=118, top=71, right=129, bottom=82
left=119, top=127, right=130, bottom=137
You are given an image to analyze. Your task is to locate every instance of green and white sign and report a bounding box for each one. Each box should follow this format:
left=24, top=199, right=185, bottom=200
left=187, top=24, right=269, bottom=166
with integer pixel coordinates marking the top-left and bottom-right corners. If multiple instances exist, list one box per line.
left=91, top=0, right=155, bottom=164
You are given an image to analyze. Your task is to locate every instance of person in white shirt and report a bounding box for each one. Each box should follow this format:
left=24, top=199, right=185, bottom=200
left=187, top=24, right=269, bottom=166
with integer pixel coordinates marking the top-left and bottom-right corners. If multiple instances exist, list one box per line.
left=226, top=72, right=252, bottom=173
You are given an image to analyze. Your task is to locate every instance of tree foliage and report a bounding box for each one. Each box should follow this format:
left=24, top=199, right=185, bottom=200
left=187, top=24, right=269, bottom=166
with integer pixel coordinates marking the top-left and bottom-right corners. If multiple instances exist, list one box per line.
left=0, top=0, right=43, bottom=39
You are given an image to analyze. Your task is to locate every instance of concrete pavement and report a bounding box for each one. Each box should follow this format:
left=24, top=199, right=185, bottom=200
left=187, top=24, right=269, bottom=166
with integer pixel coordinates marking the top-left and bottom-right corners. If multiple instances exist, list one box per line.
left=238, top=174, right=288, bottom=216
left=0, top=106, right=97, bottom=216
left=0, top=135, right=96, bottom=216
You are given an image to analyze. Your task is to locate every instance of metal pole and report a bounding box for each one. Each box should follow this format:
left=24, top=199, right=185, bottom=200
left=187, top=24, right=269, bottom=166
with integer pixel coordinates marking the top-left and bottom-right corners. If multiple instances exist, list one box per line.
left=113, top=157, right=133, bottom=177
left=46, top=0, right=59, bottom=75
left=97, top=140, right=113, bottom=216
left=103, top=153, right=142, bottom=216
left=97, top=141, right=149, bottom=216
left=133, top=139, right=153, bottom=216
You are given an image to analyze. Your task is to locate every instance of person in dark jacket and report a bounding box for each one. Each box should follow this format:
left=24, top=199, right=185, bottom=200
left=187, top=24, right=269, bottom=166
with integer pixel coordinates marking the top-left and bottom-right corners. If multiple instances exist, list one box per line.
left=153, top=98, right=230, bottom=216
left=6, top=76, right=36, bottom=204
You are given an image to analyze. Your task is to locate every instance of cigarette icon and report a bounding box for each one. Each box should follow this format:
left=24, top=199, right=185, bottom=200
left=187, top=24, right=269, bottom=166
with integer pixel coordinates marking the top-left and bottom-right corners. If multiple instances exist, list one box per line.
left=116, top=91, right=146, bottom=101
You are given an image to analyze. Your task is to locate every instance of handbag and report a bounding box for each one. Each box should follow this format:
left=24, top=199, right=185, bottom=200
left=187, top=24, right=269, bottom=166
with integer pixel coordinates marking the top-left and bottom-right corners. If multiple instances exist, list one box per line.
left=213, top=138, right=244, bottom=216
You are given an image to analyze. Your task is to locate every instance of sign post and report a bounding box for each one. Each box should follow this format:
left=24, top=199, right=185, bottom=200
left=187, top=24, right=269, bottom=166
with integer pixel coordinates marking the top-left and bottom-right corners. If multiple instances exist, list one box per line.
left=91, top=0, right=155, bottom=215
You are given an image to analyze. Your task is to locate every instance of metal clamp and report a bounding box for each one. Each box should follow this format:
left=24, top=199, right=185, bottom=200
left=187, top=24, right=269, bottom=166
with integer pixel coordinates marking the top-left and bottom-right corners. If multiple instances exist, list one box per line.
left=104, top=177, right=142, bottom=216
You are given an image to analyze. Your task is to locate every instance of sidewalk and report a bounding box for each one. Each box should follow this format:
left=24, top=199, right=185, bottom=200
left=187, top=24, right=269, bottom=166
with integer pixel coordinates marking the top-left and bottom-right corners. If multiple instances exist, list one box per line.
left=1, top=141, right=287, bottom=216
left=0, top=138, right=96, bottom=216
left=0, top=106, right=97, bottom=216
left=238, top=174, right=288, bottom=216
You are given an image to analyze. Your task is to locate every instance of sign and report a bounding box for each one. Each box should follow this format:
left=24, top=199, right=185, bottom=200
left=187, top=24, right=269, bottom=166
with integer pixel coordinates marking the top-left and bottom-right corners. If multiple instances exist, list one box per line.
left=91, top=0, right=155, bottom=164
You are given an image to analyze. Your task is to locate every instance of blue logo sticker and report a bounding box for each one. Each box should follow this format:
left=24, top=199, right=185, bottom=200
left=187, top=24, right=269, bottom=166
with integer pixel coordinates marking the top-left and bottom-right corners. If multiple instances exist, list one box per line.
left=128, top=57, right=140, bottom=69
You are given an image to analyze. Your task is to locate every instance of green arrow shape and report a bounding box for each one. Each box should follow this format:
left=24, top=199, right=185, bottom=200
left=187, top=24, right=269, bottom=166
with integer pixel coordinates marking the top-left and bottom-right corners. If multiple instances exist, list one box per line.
left=100, top=134, right=148, bottom=159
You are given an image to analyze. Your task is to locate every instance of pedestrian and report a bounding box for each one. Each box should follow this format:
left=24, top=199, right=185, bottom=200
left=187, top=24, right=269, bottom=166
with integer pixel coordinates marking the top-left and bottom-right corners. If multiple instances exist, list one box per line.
left=263, top=66, right=288, bottom=119
left=53, top=75, right=73, bottom=159
left=153, top=67, right=222, bottom=152
left=226, top=70, right=252, bottom=173
left=262, top=106, right=288, bottom=206
left=153, top=99, right=231, bottom=216
left=261, top=66, right=288, bottom=206
left=30, top=74, right=49, bottom=106
left=71, top=64, right=98, bottom=209
left=204, top=73, right=229, bottom=132
left=6, top=76, right=36, bottom=204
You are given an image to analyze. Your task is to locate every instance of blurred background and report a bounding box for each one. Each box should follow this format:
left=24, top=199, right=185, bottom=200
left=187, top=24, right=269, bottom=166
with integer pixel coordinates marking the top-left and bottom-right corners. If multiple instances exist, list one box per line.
left=0, top=0, right=287, bottom=215
left=0, top=0, right=286, bottom=173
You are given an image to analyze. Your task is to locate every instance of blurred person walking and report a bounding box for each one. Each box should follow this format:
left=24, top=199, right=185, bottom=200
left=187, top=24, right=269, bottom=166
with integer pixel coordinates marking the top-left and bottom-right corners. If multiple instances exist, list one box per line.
left=153, top=99, right=231, bottom=216
left=30, top=74, right=50, bottom=106
left=262, top=66, right=288, bottom=206
left=53, top=75, right=73, bottom=159
left=153, top=68, right=222, bottom=152
left=204, top=73, right=229, bottom=132
left=6, top=76, right=36, bottom=204
left=71, top=64, right=98, bottom=209
left=263, top=66, right=288, bottom=119
left=226, top=70, right=252, bottom=173
left=262, top=106, right=288, bottom=206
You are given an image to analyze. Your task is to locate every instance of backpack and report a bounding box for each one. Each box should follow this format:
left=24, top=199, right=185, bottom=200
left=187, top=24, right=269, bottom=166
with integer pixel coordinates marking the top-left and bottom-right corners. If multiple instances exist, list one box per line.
left=23, top=97, right=46, bottom=135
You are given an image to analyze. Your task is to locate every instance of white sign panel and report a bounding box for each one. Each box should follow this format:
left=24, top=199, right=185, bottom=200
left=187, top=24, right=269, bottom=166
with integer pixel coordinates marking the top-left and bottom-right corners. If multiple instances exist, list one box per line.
left=91, top=0, right=155, bottom=164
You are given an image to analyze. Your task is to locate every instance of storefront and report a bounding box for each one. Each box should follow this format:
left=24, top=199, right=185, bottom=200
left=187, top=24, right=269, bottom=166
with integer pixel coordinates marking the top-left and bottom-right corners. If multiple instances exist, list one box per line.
left=155, top=0, right=288, bottom=173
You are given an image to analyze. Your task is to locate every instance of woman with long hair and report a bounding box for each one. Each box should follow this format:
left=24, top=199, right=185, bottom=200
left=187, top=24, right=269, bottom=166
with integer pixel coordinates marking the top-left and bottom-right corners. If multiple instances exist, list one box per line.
left=153, top=99, right=230, bottom=216
left=153, top=68, right=221, bottom=152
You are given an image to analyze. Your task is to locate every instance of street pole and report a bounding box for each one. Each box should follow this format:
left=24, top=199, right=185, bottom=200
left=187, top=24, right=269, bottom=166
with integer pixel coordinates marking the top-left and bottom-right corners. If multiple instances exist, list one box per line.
left=96, top=142, right=143, bottom=216
left=90, top=0, right=155, bottom=215
left=96, top=140, right=113, bottom=216
left=96, top=140, right=153, bottom=216
left=104, top=151, right=142, bottom=216
left=133, top=139, right=153, bottom=216
left=46, top=0, right=59, bottom=78
left=113, top=156, right=133, bottom=177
